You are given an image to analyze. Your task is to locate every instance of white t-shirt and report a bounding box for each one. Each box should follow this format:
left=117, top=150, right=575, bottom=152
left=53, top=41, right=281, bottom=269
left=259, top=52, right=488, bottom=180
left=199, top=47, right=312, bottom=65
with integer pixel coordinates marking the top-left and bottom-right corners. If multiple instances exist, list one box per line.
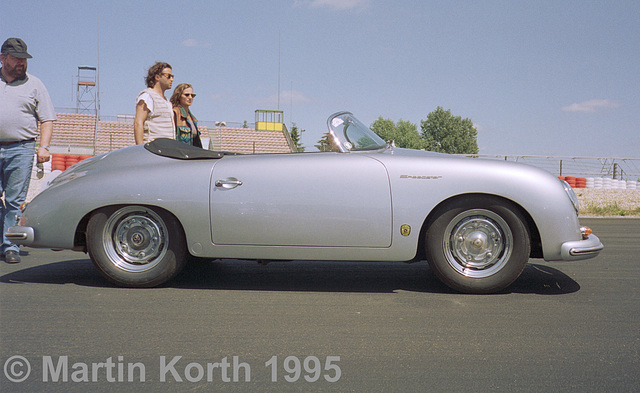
left=136, top=92, right=156, bottom=113
left=136, top=88, right=175, bottom=142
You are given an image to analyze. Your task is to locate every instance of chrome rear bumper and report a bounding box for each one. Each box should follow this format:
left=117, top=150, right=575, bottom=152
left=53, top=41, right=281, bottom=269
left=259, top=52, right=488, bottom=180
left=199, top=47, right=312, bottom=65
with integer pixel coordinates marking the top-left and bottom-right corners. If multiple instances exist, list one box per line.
left=5, top=226, right=34, bottom=245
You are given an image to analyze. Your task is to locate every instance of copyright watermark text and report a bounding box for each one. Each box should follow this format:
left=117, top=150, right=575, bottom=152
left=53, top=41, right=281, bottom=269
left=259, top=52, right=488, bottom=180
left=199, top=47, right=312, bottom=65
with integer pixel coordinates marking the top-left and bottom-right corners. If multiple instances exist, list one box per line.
left=3, top=355, right=341, bottom=383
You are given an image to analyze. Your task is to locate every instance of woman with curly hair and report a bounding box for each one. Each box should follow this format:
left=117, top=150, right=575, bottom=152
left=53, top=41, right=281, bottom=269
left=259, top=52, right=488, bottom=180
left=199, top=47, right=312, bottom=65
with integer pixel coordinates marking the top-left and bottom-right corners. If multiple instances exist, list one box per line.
left=170, top=83, right=202, bottom=147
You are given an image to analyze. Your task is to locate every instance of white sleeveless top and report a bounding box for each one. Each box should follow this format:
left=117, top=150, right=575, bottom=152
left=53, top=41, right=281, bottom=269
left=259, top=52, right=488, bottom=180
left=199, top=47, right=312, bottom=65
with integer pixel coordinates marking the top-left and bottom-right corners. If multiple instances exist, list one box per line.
left=137, top=88, right=175, bottom=143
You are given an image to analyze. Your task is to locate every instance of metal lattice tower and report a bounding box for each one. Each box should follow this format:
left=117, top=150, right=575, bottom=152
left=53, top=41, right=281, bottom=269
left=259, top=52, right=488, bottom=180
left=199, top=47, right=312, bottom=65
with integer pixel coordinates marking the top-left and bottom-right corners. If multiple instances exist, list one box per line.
left=76, top=66, right=97, bottom=114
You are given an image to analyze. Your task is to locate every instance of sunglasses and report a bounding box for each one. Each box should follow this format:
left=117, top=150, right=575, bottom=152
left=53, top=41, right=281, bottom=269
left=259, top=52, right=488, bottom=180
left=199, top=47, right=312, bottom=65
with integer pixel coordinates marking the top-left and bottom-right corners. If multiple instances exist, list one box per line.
left=183, top=93, right=196, bottom=98
left=161, top=73, right=175, bottom=79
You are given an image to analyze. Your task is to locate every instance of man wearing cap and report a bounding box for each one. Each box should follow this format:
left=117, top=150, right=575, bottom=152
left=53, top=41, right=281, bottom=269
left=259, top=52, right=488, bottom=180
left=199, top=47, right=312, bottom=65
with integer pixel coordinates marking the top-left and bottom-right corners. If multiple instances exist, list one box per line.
left=0, top=37, right=56, bottom=263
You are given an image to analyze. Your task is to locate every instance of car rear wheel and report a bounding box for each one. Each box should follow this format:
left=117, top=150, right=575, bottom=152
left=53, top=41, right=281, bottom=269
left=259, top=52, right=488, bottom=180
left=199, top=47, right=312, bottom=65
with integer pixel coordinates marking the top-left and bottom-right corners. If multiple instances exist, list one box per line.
left=425, top=196, right=530, bottom=294
left=87, top=205, right=187, bottom=287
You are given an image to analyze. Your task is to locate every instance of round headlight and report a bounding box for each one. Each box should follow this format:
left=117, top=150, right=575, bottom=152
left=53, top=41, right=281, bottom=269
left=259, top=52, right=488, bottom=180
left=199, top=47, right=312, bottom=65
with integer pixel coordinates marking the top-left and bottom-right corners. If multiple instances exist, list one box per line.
left=560, top=179, right=580, bottom=215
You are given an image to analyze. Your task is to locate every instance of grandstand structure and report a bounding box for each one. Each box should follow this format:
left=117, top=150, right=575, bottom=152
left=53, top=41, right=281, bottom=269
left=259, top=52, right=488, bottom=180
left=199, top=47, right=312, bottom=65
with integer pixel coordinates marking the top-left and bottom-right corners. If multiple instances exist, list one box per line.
left=39, top=67, right=295, bottom=155
left=39, top=112, right=296, bottom=156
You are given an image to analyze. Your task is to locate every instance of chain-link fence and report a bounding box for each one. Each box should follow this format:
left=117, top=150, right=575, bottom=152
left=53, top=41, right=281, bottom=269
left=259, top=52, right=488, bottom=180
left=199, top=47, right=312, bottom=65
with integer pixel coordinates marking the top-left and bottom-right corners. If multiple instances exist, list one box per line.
left=464, top=155, right=640, bottom=182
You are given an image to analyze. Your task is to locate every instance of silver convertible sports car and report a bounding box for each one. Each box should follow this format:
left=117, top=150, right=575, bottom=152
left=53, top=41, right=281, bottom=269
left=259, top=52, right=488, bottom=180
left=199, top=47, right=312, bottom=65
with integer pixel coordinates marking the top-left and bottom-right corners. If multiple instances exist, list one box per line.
left=7, top=112, right=603, bottom=293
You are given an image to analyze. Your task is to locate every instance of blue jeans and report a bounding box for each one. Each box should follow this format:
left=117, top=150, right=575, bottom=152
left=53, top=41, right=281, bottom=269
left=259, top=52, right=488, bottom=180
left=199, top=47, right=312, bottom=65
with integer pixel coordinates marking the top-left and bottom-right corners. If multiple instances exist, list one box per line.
left=1, top=140, right=36, bottom=254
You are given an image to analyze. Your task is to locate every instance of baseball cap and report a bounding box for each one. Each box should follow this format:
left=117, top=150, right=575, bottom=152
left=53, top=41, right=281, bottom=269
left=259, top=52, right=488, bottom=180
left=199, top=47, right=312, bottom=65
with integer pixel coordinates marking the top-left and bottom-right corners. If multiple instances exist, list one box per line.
left=1, top=38, right=33, bottom=59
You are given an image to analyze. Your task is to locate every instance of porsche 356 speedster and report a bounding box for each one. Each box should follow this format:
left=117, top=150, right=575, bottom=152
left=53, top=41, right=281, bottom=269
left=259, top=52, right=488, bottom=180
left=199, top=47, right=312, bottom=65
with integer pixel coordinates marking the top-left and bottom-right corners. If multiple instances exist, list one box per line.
left=7, top=112, right=603, bottom=293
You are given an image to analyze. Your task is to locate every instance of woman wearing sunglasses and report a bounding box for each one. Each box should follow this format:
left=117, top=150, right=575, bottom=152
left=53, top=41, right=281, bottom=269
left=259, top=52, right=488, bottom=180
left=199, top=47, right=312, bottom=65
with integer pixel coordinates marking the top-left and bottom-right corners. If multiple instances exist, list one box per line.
left=170, top=83, right=202, bottom=147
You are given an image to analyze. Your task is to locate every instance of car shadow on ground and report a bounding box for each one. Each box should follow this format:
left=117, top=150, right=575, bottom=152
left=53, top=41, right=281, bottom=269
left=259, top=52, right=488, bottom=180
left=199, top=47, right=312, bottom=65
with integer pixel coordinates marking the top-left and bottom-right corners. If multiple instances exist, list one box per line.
left=0, top=258, right=580, bottom=295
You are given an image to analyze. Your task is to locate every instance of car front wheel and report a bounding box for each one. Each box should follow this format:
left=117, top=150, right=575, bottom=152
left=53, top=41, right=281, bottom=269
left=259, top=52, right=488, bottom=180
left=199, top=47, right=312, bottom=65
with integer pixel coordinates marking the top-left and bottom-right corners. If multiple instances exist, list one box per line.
left=425, top=196, right=530, bottom=294
left=87, top=205, right=187, bottom=287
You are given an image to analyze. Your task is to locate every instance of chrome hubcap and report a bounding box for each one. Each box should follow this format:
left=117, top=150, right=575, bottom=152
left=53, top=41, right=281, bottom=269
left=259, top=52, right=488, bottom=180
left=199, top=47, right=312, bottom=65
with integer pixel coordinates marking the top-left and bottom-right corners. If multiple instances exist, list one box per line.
left=443, top=209, right=513, bottom=278
left=104, top=207, right=168, bottom=272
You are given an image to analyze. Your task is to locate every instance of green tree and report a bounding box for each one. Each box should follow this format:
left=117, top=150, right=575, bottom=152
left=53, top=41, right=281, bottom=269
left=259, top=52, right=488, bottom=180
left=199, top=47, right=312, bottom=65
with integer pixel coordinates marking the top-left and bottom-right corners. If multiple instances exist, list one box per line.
left=289, top=123, right=305, bottom=152
left=315, top=133, right=338, bottom=152
left=370, top=117, right=397, bottom=143
left=421, top=107, right=478, bottom=154
left=370, top=117, right=423, bottom=149
left=396, top=120, right=424, bottom=150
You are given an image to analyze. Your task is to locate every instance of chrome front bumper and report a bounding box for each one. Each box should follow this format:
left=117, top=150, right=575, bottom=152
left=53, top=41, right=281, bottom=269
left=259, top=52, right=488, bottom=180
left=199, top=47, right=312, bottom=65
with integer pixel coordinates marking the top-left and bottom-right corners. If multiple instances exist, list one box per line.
left=560, top=234, right=604, bottom=260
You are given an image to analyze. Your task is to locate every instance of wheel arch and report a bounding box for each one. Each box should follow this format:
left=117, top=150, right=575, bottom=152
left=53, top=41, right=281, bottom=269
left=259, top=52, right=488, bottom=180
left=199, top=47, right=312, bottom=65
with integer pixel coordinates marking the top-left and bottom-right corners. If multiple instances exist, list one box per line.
left=417, top=193, right=542, bottom=260
left=73, top=204, right=188, bottom=252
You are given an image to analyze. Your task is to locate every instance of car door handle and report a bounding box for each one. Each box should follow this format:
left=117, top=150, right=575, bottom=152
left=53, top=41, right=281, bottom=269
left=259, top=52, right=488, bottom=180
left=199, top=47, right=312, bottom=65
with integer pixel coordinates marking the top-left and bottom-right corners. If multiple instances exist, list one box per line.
left=215, top=179, right=243, bottom=189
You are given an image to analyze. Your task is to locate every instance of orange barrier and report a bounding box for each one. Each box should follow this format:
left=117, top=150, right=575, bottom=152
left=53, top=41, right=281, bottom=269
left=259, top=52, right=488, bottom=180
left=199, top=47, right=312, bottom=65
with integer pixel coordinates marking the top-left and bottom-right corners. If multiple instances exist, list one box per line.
left=558, top=176, right=587, bottom=188
left=50, top=154, right=93, bottom=171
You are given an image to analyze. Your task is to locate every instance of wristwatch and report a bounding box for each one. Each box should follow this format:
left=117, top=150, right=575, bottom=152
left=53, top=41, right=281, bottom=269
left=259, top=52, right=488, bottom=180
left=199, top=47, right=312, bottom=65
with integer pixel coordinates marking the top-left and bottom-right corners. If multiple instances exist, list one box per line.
left=40, top=145, right=50, bottom=151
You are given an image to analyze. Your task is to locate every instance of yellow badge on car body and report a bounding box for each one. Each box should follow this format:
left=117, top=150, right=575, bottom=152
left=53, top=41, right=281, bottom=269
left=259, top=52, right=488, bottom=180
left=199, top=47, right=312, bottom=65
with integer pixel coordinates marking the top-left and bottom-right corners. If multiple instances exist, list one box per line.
left=400, top=224, right=411, bottom=236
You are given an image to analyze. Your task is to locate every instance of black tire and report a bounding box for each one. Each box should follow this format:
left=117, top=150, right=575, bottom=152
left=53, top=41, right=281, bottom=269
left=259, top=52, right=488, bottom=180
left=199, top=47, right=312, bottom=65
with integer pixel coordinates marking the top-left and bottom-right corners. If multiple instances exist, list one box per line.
left=424, top=196, right=530, bottom=294
left=86, top=205, right=187, bottom=287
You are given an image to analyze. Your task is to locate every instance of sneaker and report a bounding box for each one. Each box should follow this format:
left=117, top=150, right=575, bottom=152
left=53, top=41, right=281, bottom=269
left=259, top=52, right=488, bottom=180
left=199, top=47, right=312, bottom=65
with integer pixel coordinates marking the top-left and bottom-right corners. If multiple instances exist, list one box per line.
left=4, top=250, right=20, bottom=264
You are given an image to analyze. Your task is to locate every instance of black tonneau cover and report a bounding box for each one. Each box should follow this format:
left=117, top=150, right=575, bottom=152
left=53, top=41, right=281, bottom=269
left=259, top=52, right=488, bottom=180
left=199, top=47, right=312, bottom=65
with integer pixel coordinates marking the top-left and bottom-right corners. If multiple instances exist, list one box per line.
left=144, top=138, right=224, bottom=160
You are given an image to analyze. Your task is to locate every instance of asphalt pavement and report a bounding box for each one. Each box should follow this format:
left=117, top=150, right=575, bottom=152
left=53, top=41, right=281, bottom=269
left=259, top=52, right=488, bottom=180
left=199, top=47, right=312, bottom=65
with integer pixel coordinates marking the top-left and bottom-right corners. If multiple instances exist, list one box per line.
left=0, top=217, right=638, bottom=392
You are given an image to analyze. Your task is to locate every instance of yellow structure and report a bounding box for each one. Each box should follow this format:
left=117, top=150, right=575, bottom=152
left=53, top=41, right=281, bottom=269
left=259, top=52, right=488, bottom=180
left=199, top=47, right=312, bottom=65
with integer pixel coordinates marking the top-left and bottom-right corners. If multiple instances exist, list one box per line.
left=255, top=109, right=284, bottom=131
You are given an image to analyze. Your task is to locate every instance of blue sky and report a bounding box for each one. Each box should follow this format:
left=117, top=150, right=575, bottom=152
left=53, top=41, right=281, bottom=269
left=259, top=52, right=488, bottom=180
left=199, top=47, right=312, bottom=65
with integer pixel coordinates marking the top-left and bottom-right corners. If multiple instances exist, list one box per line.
left=3, top=0, right=638, bottom=157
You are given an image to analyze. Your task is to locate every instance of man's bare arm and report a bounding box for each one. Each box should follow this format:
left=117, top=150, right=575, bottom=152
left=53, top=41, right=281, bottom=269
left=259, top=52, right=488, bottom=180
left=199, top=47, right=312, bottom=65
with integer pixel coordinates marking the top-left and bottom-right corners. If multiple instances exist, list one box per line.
left=134, top=100, right=150, bottom=145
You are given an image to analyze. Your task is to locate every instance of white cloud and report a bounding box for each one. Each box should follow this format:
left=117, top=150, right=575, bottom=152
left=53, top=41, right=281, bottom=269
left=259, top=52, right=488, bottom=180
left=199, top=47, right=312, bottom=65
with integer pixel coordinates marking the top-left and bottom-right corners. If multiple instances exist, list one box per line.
left=250, top=90, right=312, bottom=108
left=294, top=0, right=370, bottom=11
left=181, top=39, right=210, bottom=48
left=281, top=90, right=312, bottom=104
left=561, top=99, right=622, bottom=113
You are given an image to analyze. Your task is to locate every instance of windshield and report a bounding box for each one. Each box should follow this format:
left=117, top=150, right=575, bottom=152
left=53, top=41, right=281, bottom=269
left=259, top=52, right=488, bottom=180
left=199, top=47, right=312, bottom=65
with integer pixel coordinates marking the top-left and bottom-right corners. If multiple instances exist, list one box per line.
left=327, top=112, right=387, bottom=152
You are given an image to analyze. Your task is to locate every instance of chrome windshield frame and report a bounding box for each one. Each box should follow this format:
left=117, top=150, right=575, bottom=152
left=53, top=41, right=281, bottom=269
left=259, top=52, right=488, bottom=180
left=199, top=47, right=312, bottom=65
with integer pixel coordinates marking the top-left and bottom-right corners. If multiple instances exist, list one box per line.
left=327, top=111, right=388, bottom=153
